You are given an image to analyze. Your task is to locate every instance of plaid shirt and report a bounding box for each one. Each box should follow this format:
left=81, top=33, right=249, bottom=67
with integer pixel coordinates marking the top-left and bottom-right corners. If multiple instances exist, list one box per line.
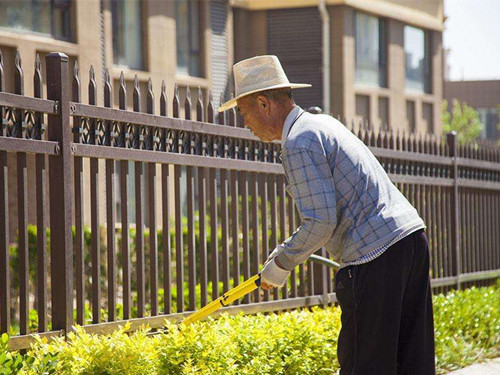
left=274, top=107, right=425, bottom=270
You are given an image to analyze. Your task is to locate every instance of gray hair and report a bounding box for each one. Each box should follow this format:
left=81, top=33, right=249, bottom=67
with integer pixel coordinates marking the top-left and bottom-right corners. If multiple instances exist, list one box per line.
left=247, top=87, right=293, bottom=107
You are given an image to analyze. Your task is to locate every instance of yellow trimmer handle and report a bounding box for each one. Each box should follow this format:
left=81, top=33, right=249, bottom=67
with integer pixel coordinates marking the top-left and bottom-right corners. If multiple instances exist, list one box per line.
left=180, top=274, right=261, bottom=326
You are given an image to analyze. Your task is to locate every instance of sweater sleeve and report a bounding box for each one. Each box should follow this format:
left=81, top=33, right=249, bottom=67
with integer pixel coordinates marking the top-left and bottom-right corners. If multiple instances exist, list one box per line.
left=275, top=146, right=337, bottom=271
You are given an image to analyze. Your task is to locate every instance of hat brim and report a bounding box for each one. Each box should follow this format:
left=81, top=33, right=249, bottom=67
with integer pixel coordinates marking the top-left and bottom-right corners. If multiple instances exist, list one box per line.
left=218, top=83, right=311, bottom=112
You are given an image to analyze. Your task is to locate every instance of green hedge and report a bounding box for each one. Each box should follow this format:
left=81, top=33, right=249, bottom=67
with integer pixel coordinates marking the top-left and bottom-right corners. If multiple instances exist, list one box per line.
left=1, top=284, right=499, bottom=375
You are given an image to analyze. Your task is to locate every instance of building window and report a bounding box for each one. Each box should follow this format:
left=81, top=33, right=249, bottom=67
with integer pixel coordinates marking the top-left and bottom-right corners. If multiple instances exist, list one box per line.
left=406, top=100, right=416, bottom=133
left=176, top=0, right=202, bottom=77
left=477, top=107, right=499, bottom=141
left=378, top=96, right=389, bottom=130
left=0, top=0, right=72, bottom=41
left=356, top=94, right=370, bottom=125
left=405, top=25, right=431, bottom=93
left=423, top=102, right=434, bottom=133
left=354, top=12, right=386, bottom=87
left=112, top=0, right=144, bottom=70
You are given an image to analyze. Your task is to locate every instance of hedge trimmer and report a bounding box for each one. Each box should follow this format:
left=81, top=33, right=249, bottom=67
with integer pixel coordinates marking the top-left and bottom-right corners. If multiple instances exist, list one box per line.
left=181, top=254, right=340, bottom=326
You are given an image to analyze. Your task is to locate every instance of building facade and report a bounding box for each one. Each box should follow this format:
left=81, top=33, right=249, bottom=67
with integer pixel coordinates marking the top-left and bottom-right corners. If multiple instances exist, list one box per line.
left=233, top=0, right=444, bottom=135
left=0, top=0, right=444, bottom=239
left=444, top=80, right=500, bottom=142
left=0, top=0, right=235, bottom=239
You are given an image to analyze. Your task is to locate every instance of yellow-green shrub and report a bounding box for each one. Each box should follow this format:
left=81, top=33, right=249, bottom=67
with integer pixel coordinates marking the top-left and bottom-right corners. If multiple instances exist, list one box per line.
left=1, top=284, right=499, bottom=375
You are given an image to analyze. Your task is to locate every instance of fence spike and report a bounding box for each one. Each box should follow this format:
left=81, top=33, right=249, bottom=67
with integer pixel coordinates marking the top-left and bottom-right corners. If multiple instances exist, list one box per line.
left=14, top=50, right=24, bottom=96
left=363, top=127, right=370, bottom=145
left=147, top=77, right=154, bottom=115
left=185, top=85, right=191, bottom=120
left=229, top=97, right=237, bottom=127
left=0, top=49, right=3, bottom=93
left=376, top=128, right=383, bottom=147
left=104, top=68, right=112, bottom=108
left=173, top=83, right=179, bottom=118
left=35, top=53, right=41, bottom=72
left=160, top=80, right=167, bottom=117
left=396, top=128, right=402, bottom=151
left=34, top=54, right=43, bottom=99
left=119, top=72, right=126, bottom=109
left=133, top=74, right=140, bottom=112
left=72, top=61, right=80, bottom=101
left=89, top=66, right=97, bottom=105
left=207, top=89, right=214, bottom=123
left=218, top=93, right=225, bottom=125
left=196, top=86, right=204, bottom=122
left=15, top=49, right=21, bottom=68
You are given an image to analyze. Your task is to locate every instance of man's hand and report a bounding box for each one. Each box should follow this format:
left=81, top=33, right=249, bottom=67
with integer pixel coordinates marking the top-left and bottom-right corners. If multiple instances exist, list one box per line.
left=260, top=255, right=290, bottom=289
left=261, top=256, right=285, bottom=290
left=260, top=281, right=274, bottom=291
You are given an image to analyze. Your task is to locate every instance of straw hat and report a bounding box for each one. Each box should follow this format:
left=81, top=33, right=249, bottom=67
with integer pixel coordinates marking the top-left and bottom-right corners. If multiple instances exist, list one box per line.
left=218, top=55, right=311, bottom=112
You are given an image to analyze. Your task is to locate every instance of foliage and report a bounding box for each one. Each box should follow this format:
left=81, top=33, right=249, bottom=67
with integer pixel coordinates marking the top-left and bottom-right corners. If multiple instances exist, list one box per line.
left=442, top=99, right=484, bottom=144
left=1, top=284, right=499, bottom=375
left=433, top=282, right=500, bottom=373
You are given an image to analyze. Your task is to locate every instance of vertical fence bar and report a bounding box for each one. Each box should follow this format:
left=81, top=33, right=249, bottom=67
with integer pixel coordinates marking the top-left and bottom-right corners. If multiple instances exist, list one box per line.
left=465, top=161, right=473, bottom=275
left=160, top=80, right=172, bottom=314
left=119, top=72, right=131, bottom=319
left=133, top=76, right=145, bottom=317
left=251, top=141, right=260, bottom=302
left=460, top=186, right=467, bottom=275
left=88, top=65, right=101, bottom=323
left=0, top=49, right=9, bottom=333
left=260, top=168, right=270, bottom=301
left=34, top=54, right=48, bottom=332
left=241, top=140, right=251, bottom=304
left=446, top=132, right=460, bottom=287
left=269, top=146, right=279, bottom=300
left=486, top=185, right=492, bottom=273
left=494, top=161, right=499, bottom=272
left=147, top=78, right=158, bottom=316
left=479, top=185, right=486, bottom=278
left=173, top=84, right=184, bottom=312
left=228, top=101, right=240, bottom=302
left=198, top=89, right=208, bottom=307
left=104, top=69, right=117, bottom=321
left=231, top=160, right=240, bottom=304
left=33, top=55, right=52, bottom=319
left=436, top=183, right=444, bottom=281
left=14, top=51, right=29, bottom=335
left=220, top=150, right=230, bottom=293
left=72, top=61, right=85, bottom=325
left=46, top=52, right=74, bottom=332
left=209, top=165, right=219, bottom=301
left=185, top=86, right=197, bottom=310
left=278, top=174, right=292, bottom=298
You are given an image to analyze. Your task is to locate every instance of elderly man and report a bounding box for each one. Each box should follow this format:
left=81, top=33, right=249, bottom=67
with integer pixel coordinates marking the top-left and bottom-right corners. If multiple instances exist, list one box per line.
left=219, top=55, right=435, bottom=375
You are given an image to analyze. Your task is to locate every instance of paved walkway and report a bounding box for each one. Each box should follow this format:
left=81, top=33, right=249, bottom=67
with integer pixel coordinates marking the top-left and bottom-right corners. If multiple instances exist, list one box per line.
left=447, top=358, right=500, bottom=374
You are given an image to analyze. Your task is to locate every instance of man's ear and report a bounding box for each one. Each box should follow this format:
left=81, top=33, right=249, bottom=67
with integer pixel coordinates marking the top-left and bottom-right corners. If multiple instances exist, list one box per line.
left=256, top=95, right=271, bottom=113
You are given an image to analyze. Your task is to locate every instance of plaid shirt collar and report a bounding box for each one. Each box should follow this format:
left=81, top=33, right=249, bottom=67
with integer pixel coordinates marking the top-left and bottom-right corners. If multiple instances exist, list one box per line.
left=281, top=105, right=302, bottom=146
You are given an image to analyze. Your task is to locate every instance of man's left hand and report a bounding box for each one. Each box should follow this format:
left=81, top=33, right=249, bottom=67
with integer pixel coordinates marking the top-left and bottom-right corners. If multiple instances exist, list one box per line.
left=260, top=256, right=290, bottom=289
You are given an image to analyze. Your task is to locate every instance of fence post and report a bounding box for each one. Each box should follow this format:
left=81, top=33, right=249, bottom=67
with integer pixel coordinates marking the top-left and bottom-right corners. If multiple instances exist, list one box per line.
left=447, top=131, right=461, bottom=289
left=46, top=52, right=74, bottom=332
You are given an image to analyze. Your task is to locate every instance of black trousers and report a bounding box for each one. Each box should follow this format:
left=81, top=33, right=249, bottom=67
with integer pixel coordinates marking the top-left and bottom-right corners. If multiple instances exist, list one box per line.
left=335, top=229, right=435, bottom=375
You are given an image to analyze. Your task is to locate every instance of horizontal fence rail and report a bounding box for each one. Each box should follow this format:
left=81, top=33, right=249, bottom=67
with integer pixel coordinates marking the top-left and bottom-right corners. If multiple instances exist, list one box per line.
left=0, top=50, right=499, bottom=350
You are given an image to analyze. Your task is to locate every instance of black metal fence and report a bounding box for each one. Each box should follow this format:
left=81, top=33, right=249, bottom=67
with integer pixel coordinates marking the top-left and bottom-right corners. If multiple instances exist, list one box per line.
left=0, top=51, right=499, bottom=350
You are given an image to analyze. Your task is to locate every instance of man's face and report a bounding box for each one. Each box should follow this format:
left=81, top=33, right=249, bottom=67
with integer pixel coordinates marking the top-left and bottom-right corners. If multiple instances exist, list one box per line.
left=237, top=96, right=276, bottom=143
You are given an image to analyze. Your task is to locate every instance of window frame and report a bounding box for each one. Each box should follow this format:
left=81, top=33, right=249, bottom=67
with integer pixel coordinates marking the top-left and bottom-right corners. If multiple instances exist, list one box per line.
left=175, top=0, right=205, bottom=79
left=111, top=0, right=147, bottom=72
left=404, top=24, right=432, bottom=94
left=0, top=0, right=74, bottom=42
left=354, top=11, right=387, bottom=88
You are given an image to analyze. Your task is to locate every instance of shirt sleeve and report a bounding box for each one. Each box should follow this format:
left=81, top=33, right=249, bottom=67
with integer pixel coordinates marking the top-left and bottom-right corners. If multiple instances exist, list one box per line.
left=275, top=146, right=337, bottom=271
